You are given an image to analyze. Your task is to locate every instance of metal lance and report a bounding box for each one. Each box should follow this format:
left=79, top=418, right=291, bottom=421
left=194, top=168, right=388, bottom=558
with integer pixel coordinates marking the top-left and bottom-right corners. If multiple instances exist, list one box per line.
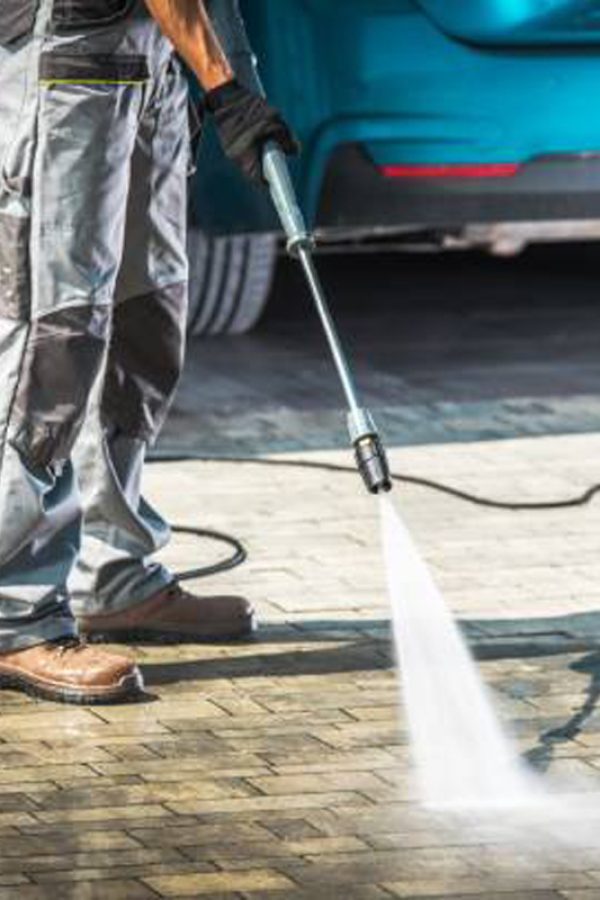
left=263, top=143, right=392, bottom=495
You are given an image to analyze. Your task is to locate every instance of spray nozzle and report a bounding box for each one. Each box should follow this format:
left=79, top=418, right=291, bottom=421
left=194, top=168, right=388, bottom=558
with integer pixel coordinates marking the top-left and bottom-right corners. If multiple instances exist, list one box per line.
left=347, top=409, right=393, bottom=495
left=354, top=434, right=393, bottom=495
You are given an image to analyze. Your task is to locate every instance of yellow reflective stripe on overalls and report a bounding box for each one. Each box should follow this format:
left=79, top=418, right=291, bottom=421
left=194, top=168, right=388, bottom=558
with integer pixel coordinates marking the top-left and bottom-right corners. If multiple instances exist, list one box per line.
left=40, top=79, right=147, bottom=86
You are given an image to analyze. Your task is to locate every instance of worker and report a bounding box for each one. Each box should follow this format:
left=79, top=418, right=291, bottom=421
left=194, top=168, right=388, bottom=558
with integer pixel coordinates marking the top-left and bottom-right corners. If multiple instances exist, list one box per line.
left=0, top=0, right=297, bottom=703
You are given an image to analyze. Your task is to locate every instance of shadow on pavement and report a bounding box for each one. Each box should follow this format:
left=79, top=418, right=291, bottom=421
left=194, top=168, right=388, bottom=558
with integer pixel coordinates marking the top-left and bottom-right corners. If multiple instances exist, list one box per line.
left=140, top=611, right=600, bottom=687
left=141, top=640, right=391, bottom=686
left=525, top=651, right=600, bottom=772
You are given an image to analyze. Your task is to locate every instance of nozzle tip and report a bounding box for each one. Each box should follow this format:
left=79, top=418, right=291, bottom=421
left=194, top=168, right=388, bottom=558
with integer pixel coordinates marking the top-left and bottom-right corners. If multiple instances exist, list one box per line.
left=354, top=435, right=393, bottom=495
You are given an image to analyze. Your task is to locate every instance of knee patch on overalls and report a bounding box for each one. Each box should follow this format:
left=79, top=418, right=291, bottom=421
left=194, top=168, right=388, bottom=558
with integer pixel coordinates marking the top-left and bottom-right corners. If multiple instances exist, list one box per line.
left=101, top=284, right=187, bottom=443
left=10, top=304, right=111, bottom=470
left=0, top=4, right=37, bottom=46
left=50, top=0, right=136, bottom=32
left=0, top=0, right=136, bottom=46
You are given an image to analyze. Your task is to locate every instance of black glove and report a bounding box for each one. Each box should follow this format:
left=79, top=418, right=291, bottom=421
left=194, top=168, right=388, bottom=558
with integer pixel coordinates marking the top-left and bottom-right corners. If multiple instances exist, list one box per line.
left=205, top=79, right=300, bottom=186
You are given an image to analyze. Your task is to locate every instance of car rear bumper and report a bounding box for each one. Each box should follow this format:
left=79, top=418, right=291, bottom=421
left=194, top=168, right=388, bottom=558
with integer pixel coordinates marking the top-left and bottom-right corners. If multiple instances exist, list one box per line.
left=316, top=145, right=600, bottom=238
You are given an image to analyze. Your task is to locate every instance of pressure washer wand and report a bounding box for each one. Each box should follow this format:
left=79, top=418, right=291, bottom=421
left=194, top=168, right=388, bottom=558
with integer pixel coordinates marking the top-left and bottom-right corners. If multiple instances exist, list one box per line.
left=263, top=143, right=392, bottom=495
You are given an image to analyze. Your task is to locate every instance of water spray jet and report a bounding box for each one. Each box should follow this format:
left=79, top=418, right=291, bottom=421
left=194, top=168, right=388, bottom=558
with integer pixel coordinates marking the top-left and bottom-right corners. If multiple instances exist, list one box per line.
left=262, top=143, right=538, bottom=807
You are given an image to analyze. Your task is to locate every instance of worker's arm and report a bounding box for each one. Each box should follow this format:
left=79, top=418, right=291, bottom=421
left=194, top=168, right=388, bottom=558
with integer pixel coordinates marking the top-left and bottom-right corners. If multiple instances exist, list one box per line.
left=144, top=0, right=298, bottom=185
left=204, top=0, right=258, bottom=90
left=143, top=0, right=233, bottom=89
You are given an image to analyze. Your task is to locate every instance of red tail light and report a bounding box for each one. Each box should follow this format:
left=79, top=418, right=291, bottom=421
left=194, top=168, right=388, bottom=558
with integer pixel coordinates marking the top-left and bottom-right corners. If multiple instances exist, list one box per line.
left=380, top=163, right=521, bottom=179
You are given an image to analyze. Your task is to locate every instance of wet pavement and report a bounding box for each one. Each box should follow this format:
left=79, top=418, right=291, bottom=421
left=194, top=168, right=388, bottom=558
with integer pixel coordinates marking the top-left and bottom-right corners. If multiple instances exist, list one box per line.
left=2, top=247, right=600, bottom=897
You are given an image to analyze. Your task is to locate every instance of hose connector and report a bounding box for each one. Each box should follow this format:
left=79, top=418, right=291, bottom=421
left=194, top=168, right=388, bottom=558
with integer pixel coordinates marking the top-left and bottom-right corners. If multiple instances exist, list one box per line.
left=347, top=409, right=393, bottom=495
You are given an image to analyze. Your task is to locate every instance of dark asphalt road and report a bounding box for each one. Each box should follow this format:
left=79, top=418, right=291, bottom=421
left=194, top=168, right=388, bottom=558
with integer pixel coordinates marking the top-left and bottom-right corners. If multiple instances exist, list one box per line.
left=159, top=243, right=600, bottom=455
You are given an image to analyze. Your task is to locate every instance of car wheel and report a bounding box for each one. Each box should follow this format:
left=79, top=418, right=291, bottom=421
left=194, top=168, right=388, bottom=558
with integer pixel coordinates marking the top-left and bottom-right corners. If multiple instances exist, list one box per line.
left=187, top=229, right=277, bottom=336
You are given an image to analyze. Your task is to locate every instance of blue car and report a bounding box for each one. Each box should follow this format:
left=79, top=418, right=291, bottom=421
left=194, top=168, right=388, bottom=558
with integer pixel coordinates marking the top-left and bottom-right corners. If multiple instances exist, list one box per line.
left=188, top=0, right=600, bottom=334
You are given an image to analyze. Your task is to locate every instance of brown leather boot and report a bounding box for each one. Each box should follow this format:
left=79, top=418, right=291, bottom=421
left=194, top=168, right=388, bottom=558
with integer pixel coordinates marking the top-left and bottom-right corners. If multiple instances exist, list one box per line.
left=0, top=639, right=143, bottom=704
left=78, top=582, right=256, bottom=644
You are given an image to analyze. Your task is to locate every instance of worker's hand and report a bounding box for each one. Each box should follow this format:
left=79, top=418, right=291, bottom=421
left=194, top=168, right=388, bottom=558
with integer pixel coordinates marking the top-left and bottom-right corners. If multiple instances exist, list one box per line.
left=205, top=79, right=299, bottom=186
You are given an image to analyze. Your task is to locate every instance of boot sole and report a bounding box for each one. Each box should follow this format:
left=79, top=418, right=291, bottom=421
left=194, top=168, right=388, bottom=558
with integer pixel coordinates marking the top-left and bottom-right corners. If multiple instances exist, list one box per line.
left=0, top=670, right=144, bottom=705
left=82, top=613, right=258, bottom=646
left=83, top=621, right=257, bottom=646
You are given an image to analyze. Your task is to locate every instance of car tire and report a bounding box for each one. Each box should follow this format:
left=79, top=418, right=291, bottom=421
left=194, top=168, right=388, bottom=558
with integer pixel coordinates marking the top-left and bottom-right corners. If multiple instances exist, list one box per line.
left=186, top=229, right=278, bottom=336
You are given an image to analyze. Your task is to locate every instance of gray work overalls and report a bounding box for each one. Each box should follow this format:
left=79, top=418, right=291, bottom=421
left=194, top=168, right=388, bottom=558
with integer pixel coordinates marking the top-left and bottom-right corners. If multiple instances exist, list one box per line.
left=0, top=0, right=193, bottom=649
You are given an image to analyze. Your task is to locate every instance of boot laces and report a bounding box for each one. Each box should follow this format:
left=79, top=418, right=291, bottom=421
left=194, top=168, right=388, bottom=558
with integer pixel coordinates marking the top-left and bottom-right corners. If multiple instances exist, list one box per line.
left=167, top=582, right=185, bottom=601
left=49, top=636, right=88, bottom=656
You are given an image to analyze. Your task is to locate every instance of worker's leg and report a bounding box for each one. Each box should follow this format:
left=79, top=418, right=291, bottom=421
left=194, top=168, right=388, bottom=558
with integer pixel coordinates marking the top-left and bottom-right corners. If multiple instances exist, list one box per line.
left=69, top=55, right=190, bottom=617
left=70, top=50, right=254, bottom=643
left=0, top=2, right=146, bottom=649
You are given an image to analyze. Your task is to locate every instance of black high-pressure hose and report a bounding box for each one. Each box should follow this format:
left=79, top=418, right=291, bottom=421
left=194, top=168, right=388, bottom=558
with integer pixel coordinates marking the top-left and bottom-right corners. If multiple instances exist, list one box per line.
left=149, top=454, right=600, bottom=582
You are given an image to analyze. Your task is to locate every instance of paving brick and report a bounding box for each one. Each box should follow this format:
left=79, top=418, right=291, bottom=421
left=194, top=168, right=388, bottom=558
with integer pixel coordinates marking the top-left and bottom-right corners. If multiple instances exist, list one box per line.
left=400, top=894, right=563, bottom=900
left=277, top=848, right=476, bottom=885
left=31, top=862, right=217, bottom=884
left=383, top=875, right=593, bottom=897
left=257, top=691, right=397, bottom=715
left=36, top=780, right=250, bottom=810
left=143, top=869, right=295, bottom=895
left=0, top=830, right=141, bottom=858
left=240, top=889, right=389, bottom=900
left=89, top=752, right=268, bottom=779
left=0, top=882, right=157, bottom=899
left=32, top=804, right=177, bottom=826
left=24, top=744, right=117, bottom=764
left=0, top=765, right=94, bottom=784
left=396, top=894, right=563, bottom=900
left=0, top=849, right=185, bottom=876
left=0, top=711, right=99, bottom=735
left=0, top=782, right=59, bottom=796
left=94, top=699, right=228, bottom=723
left=182, top=835, right=368, bottom=863
left=248, top=772, right=386, bottom=796
left=258, top=818, right=323, bottom=841
left=0, top=811, right=38, bottom=827
left=0, top=794, right=41, bottom=813
left=166, top=791, right=371, bottom=816
left=0, top=875, right=30, bottom=887
left=559, top=892, right=600, bottom=900
left=21, top=817, right=202, bottom=838
left=345, top=705, right=398, bottom=722
left=129, top=821, right=272, bottom=848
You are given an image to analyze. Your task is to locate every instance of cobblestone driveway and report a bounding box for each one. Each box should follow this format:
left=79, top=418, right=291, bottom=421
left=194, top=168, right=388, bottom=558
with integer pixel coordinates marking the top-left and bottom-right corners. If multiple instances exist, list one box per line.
left=1, top=435, right=600, bottom=897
